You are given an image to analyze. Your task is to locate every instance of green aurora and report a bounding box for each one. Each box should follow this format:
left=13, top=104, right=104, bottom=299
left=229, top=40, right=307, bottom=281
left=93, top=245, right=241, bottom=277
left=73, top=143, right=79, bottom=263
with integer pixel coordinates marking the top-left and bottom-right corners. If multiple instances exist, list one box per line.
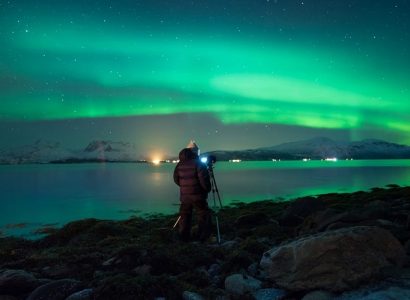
left=0, top=0, right=409, bottom=146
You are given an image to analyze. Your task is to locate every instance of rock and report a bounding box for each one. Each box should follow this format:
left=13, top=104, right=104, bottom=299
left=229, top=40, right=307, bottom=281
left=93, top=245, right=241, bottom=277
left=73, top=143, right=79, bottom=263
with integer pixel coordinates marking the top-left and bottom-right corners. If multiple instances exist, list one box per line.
left=235, top=212, right=269, bottom=227
left=362, top=200, right=390, bottom=219
left=102, top=256, right=118, bottom=266
left=210, top=275, right=223, bottom=287
left=182, top=291, right=205, bottom=300
left=0, top=296, right=19, bottom=300
left=247, top=262, right=258, bottom=277
left=326, top=218, right=399, bottom=233
left=279, top=196, right=326, bottom=226
left=260, top=226, right=407, bottom=292
left=302, top=290, right=335, bottom=300
left=324, top=219, right=371, bottom=231
left=208, top=264, right=221, bottom=277
left=65, top=289, right=93, bottom=300
left=220, top=240, right=238, bottom=249
left=405, top=240, right=410, bottom=255
left=133, top=264, right=152, bottom=276
left=299, top=208, right=386, bottom=234
left=215, top=296, right=229, bottom=300
left=0, top=269, right=40, bottom=295
left=41, top=265, right=78, bottom=279
left=225, top=273, right=261, bottom=296
left=251, top=288, right=286, bottom=300
left=27, top=279, right=82, bottom=300
left=335, top=286, right=410, bottom=300
left=195, top=266, right=209, bottom=278
left=299, top=208, right=345, bottom=233
left=363, top=287, right=410, bottom=299
left=93, top=270, right=104, bottom=278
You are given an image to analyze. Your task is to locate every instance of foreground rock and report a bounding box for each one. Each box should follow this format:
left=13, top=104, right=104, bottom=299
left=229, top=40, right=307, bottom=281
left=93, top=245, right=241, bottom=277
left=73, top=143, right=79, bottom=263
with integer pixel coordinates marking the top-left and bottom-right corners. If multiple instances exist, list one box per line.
left=260, top=226, right=407, bottom=292
left=0, top=186, right=409, bottom=299
left=0, top=269, right=41, bottom=295
left=27, top=279, right=83, bottom=300
left=225, top=273, right=262, bottom=296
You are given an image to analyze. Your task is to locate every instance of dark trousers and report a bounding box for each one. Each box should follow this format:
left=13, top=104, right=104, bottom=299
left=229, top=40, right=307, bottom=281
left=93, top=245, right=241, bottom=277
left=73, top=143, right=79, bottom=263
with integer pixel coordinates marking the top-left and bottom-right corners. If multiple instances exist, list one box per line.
left=179, top=196, right=212, bottom=242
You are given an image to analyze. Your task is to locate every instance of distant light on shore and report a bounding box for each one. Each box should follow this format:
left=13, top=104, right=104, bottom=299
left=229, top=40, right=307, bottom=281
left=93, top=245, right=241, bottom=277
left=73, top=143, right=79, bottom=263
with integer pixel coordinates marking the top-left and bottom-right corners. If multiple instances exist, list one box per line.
left=152, top=159, right=161, bottom=165
left=229, top=159, right=242, bottom=163
left=324, top=157, right=338, bottom=161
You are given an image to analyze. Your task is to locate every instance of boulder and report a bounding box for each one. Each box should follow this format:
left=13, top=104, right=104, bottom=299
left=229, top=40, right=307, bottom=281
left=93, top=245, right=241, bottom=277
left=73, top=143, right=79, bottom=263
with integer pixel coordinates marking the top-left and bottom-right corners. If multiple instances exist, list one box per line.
left=247, top=262, right=258, bottom=277
left=279, top=197, right=326, bottom=226
left=302, top=290, right=335, bottom=300
left=65, top=289, right=93, bottom=300
left=325, top=219, right=398, bottom=232
left=335, top=286, right=410, bottom=300
left=224, top=273, right=261, bottom=296
left=251, top=288, right=286, bottom=300
left=182, top=291, right=205, bottom=300
left=208, top=264, right=221, bottom=277
left=0, top=269, right=40, bottom=295
left=0, top=296, right=19, bottom=300
left=235, top=212, right=269, bottom=227
left=27, top=279, right=82, bottom=300
left=299, top=206, right=403, bottom=235
left=299, top=208, right=345, bottom=233
left=362, top=200, right=390, bottom=219
left=260, top=226, right=406, bottom=292
left=405, top=240, right=410, bottom=255
left=41, top=265, right=78, bottom=279
left=220, top=240, right=239, bottom=249
left=133, top=264, right=152, bottom=276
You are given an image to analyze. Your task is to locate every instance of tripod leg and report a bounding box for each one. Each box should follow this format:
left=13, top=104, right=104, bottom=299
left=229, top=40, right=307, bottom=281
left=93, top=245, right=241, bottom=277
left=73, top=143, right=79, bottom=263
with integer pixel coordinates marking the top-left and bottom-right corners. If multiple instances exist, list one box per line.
left=172, top=216, right=181, bottom=228
left=215, top=215, right=221, bottom=244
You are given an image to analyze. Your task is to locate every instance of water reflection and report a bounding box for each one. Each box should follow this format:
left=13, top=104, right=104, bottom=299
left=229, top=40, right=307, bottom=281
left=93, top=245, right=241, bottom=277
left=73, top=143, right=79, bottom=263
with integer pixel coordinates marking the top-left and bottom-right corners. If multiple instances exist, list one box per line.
left=1, top=160, right=409, bottom=237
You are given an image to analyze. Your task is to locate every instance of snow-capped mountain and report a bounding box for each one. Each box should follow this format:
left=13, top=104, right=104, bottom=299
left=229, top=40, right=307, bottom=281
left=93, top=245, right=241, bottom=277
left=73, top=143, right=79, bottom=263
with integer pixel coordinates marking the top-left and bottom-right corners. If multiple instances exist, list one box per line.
left=347, top=139, right=410, bottom=159
left=1, top=137, right=409, bottom=164
left=0, top=140, right=142, bottom=164
left=0, top=140, right=74, bottom=164
left=261, top=137, right=349, bottom=158
left=79, top=140, right=141, bottom=162
left=206, top=137, right=410, bottom=160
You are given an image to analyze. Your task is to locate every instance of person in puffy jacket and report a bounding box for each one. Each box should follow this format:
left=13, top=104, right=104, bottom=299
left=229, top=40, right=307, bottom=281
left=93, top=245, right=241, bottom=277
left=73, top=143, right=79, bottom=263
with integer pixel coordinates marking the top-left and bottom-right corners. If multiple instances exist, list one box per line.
left=173, top=143, right=212, bottom=242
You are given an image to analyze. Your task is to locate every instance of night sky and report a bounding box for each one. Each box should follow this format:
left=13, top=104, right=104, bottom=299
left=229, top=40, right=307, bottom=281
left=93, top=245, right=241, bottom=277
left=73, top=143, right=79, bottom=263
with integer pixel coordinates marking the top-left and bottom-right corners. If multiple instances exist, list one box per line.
left=1, top=0, right=409, bottom=156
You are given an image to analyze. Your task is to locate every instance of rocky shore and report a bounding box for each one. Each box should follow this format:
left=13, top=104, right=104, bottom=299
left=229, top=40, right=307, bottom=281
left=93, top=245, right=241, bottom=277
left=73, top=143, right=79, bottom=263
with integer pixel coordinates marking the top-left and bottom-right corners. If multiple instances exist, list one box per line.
left=1, top=185, right=410, bottom=299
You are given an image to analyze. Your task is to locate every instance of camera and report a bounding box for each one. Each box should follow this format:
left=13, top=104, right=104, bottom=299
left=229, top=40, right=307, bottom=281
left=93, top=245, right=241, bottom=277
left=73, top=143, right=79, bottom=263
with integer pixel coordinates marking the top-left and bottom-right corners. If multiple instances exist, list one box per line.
left=200, top=154, right=217, bottom=167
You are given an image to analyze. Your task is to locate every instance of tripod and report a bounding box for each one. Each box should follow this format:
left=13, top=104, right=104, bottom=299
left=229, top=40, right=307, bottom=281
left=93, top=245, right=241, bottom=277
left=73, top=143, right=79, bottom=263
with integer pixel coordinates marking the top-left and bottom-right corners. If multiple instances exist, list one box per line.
left=208, top=164, right=223, bottom=244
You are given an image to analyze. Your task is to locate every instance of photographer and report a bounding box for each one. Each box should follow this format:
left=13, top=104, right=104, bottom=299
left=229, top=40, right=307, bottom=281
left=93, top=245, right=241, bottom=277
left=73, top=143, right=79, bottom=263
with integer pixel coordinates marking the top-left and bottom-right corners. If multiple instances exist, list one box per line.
left=173, top=141, right=212, bottom=242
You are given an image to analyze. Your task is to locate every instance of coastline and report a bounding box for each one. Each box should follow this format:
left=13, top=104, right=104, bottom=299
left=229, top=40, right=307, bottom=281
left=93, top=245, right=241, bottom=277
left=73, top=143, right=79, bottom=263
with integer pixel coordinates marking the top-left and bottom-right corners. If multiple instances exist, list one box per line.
left=1, top=186, right=410, bottom=299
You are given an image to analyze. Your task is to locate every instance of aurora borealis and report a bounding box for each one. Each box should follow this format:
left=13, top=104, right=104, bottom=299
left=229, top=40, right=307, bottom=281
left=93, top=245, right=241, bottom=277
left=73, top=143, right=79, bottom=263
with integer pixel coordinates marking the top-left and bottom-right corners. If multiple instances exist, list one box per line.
left=0, top=0, right=409, bottom=154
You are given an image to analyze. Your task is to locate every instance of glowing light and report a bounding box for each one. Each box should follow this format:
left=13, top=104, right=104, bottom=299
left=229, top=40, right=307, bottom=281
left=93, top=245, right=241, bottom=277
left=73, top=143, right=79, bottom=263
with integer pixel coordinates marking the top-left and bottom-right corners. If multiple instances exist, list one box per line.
left=152, top=159, right=161, bottom=165
left=229, top=159, right=242, bottom=162
left=325, top=158, right=338, bottom=162
left=200, top=157, right=208, bottom=164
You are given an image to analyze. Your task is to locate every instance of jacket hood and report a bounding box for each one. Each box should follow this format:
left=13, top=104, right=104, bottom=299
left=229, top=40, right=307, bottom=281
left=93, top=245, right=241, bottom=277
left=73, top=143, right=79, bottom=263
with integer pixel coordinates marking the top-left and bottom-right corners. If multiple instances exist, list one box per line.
left=186, top=140, right=200, bottom=156
left=179, top=148, right=198, bottom=162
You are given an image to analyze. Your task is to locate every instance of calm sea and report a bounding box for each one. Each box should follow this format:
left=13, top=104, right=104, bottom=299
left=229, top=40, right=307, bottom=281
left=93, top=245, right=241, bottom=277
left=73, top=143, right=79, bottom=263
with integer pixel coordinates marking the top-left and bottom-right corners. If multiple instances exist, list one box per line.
left=1, top=159, right=410, bottom=237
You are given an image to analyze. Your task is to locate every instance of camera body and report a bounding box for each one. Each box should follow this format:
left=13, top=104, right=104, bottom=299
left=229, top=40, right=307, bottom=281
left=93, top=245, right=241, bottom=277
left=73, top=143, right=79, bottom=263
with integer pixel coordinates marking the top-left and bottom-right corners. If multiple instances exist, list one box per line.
left=200, top=154, right=217, bottom=167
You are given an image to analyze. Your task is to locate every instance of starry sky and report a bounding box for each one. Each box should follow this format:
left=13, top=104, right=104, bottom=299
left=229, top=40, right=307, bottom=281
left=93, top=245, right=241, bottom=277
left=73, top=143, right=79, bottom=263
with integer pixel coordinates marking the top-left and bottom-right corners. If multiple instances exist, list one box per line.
left=0, top=0, right=409, bottom=155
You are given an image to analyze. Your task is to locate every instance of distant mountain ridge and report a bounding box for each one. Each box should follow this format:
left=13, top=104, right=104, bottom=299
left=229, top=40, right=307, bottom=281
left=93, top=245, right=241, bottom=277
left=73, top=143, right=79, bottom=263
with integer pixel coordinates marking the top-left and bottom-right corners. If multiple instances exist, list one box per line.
left=0, top=140, right=144, bottom=164
left=206, top=137, right=410, bottom=161
left=0, top=137, right=409, bottom=164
